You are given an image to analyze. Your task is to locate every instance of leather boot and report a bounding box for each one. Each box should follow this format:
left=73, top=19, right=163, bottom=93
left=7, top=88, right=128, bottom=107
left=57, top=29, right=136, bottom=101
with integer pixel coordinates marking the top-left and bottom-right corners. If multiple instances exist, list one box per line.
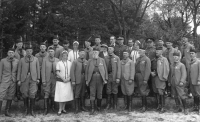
left=51, top=97, right=56, bottom=112
left=113, top=94, right=118, bottom=110
left=74, top=98, right=79, bottom=114
left=105, top=94, right=111, bottom=110
left=24, top=98, right=29, bottom=116
left=197, top=97, right=200, bottom=115
left=128, top=96, right=132, bottom=112
left=30, top=98, right=36, bottom=117
left=141, top=96, right=147, bottom=113
left=123, top=95, right=128, bottom=110
left=182, top=99, right=188, bottom=115
left=80, top=97, right=88, bottom=112
left=43, top=98, right=48, bottom=115
left=89, top=100, right=95, bottom=115
left=191, top=96, right=198, bottom=112
left=160, top=95, right=165, bottom=113
left=97, top=99, right=102, bottom=111
left=0, top=101, right=2, bottom=114
left=156, top=94, right=161, bottom=111
left=5, top=100, right=12, bottom=117
left=174, top=98, right=182, bottom=113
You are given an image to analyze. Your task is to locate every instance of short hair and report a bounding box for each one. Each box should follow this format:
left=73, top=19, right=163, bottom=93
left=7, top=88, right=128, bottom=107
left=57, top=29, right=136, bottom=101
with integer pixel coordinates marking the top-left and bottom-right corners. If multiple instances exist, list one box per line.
left=110, top=35, right=116, bottom=39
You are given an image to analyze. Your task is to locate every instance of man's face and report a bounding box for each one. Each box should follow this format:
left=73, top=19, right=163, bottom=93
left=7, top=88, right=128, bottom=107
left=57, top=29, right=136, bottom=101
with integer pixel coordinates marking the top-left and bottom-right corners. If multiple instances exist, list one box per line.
left=182, top=37, right=188, bottom=45
left=40, top=45, right=46, bottom=52
left=128, top=40, right=134, bottom=47
left=156, top=50, right=162, bottom=57
left=63, top=43, right=69, bottom=49
left=134, top=43, right=139, bottom=50
left=85, top=41, right=91, bottom=47
left=95, top=38, right=101, bottom=45
left=62, top=53, right=68, bottom=59
left=53, top=39, right=59, bottom=45
left=139, top=50, right=145, bottom=57
left=118, top=39, right=124, bottom=45
left=108, top=47, right=114, bottom=55
left=147, top=41, right=154, bottom=47
left=92, top=51, right=99, bottom=59
left=110, top=37, right=115, bottom=44
left=173, top=56, right=180, bottom=62
left=190, top=52, right=196, bottom=60
left=79, top=51, right=86, bottom=59
left=16, top=42, right=23, bottom=49
left=73, top=43, right=79, bottom=50
left=157, top=40, right=163, bottom=47
left=123, top=52, right=129, bottom=59
left=26, top=49, right=33, bottom=56
left=48, top=50, right=55, bottom=57
left=7, top=51, right=15, bottom=58
left=166, top=42, right=172, bottom=48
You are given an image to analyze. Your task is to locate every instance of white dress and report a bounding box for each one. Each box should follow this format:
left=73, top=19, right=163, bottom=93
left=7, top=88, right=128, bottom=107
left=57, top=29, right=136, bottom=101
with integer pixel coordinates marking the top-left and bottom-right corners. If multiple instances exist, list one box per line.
left=54, top=61, right=74, bottom=102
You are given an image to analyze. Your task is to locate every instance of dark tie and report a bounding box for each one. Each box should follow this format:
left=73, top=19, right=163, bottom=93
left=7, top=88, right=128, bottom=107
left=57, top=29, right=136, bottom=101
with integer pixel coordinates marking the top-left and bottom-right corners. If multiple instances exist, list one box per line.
left=52, top=62, right=54, bottom=73
left=10, top=59, right=13, bottom=73
left=81, top=59, right=85, bottom=74
left=108, top=56, right=112, bottom=73
left=28, top=56, right=31, bottom=73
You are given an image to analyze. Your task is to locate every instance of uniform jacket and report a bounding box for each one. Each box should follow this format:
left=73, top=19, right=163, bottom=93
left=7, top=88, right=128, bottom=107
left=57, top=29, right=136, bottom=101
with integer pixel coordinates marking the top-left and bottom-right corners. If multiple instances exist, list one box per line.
left=156, top=56, right=169, bottom=81
left=92, top=44, right=101, bottom=51
left=104, top=54, right=121, bottom=81
left=0, top=57, right=19, bottom=83
left=172, top=62, right=187, bottom=85
left=135, top=55, right=151, bottom=81
left=68, top=50, right=79, bottom=62
left=163, top=47, right=180, bottom=65
left=85, top=57, right=108, bottom=84
left=180, top=43, right=194, bottom=64
left=35, top=51, right=48, bottom=70
left=48, top=44, right=63, bottom=58
left=70, top=58, right=88, bottom=84
left=17, top=55, right=40, bottom=82
left=58, top=48, right=72, bottom=60
left=41, top=56, right=59, bottom=83
left=189, top=59, right=200, bottom=85
left=114, top=44, right=127, bottom=60
left=84, top=46, right=93, bottom=60
left=14, top=49, right=26, bottom=60
left=145, top=46, right=156, bottom=61
left=121, top=58, right=135, bottom=81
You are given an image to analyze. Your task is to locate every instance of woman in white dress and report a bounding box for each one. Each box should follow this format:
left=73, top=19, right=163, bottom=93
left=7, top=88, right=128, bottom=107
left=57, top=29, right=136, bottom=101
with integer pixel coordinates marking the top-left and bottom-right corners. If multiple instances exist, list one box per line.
left=55, top=50, right=73, bottom=115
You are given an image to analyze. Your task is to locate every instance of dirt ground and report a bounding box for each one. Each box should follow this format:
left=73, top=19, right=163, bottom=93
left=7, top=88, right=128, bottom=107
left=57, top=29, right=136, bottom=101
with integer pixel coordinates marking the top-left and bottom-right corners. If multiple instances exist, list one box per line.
left=0, top=98, right=200, bottom=122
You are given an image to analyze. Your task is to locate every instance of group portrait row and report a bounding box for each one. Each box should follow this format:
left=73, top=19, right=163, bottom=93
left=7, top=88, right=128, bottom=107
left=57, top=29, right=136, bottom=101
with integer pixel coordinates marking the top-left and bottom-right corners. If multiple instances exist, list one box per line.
left=0, top=34, right=199, bottom=117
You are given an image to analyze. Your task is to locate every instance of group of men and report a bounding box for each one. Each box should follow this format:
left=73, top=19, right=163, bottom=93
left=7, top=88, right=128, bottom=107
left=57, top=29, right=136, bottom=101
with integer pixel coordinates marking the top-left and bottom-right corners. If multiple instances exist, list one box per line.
left=0, top=34, right=199, bottom=117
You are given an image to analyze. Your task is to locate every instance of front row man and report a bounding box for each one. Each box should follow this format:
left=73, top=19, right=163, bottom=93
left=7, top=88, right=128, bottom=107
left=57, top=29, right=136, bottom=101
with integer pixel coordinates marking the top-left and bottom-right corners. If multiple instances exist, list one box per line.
left=0, top=48, right=19, bottom=117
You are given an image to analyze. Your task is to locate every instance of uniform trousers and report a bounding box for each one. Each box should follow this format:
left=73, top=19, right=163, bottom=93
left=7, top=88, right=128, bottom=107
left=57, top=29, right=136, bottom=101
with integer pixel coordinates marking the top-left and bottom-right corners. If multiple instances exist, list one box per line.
left=74, top=74, right=86, bottom=98
left=135, top=73, right=150, bottom=96
left=121, top=77, right=134, bottom=96
left=107, top=74, right=118, bottom=95
left=190, top=84, right=200, bottom=97
left=0, top=80, right=16, bottom=101
left=42, top=73, right=56, bottom=98
left=152, top=76, right=166, bottom=95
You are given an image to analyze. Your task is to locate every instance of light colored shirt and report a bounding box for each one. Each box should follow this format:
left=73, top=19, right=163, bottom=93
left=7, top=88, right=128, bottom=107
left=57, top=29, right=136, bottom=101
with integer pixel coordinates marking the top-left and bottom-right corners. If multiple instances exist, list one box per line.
left=131, top=50, right=140, bottom=63
left=68, top=50, right=79, bottom=62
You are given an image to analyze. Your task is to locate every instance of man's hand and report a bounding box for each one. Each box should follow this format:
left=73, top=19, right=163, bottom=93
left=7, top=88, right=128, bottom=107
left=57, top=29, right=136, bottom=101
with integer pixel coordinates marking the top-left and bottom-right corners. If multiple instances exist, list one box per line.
left=37, top=80, right=40, bottom=84
left=104, top=80, right=107, bottom=84
left=168, top=83, right=171, bottom=86
left=86, top=81, right=89, bottom=86
left=128, top=80, right=132, bottom=85
left=18, top=81, right=21, bottom=86
left=43, top=82, right=47, bottom=87
left=179, top=82, right=184, bottom=86
left=72, top=81, right=76, bottom=85
left=197, top=81, right=200, bottom=85
left=151, top=72, right=156, bottom=77
left=116, top=79, right=120, bottom=84
left=143, top=81, right=147, bottom=84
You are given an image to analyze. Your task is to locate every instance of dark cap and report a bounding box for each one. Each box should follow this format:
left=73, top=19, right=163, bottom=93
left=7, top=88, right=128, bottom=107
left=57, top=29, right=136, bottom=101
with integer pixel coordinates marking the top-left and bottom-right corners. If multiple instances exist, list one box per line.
left=94, top=35, right=101, bottom=39
left=16, top=38, right=23, bottom=43
left=63, top=40, right=69, bottom=44
left=146, top=38, right=155, bottom=43
left=25, top=45, right=33, bottom=50
left=93, top=47, right=100, bottom=51
left=48, top=47, right=54, bottom=51
left=123, top=49, right=129, bottom=53
left=101, top=44, right=108, bottom=48
left=79, top=48, right=85, bottom=52
left=156, top=47, right=163, bottom=50
left=117, top=36, right=124, bottom=40
left=173, top=51, right=181, bottom=56
left=40, top=42, right=46, bottom=46
left=53, top=35, right=59, bottom=40
left=190, top=48, right=197, bottom=53
left=8, top=48, right=15, bottom=52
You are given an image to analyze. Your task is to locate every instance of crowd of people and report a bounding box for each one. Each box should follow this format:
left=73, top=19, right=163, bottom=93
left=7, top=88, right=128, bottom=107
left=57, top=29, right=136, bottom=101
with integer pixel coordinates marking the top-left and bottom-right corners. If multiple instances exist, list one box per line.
left=0, top=34, right=199, bottom=117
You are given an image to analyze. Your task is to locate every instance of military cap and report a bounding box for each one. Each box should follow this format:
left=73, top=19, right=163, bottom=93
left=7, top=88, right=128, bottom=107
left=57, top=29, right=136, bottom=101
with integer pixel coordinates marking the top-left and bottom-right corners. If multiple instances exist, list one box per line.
left=48, top=47, right=54, bottom=51
left=25, top=45, right=33, bottom=50
left=40, top=42, right=46, bottom=46
left=117, top=36, right=124, bottom=40
left=146, top=38, right=155, bottom=43
left=94, top=35, right=101, bottom=39
left=156, top=46, right=163, bottom=50
left=93, top=47, right=100, bottom=51
left=190, top=48, right=197, bottom=53
left=101, top=44, right=108, bottom=48
left=8, top=48, right=15, bottom=52
left=63, top=40, right=69, bottom=44
left=73, top=41, right=79, bottom=45
left=173, top=51, right=181, bottom=56
left=53, top=35, right=59, bottom=40
left=79, top=48, right=85, bottom=52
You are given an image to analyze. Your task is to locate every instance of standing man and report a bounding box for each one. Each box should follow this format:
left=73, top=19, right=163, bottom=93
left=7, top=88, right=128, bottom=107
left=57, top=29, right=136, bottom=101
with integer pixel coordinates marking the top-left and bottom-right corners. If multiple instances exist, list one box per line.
left=17, top=45, right=40, bottom=117
left=135, top=49, right=151, bottom=113
left=41, top=47, right=59, bottom=115
left=92, top=35, right=102, bottom=51
left=48, top=35, right=63, bottom=58
left=151, top=47, right=169, bottom=113
left=0, top=48, right=19, bottom=117
left=68, top=41, right=79, bottom=62
left=58, top=40, right=72, bottom=59
left=114, top=37, right=127, bottom=60
left=86, top=47, right=108, bottom=115
left=99, top=44, right=108, bottom=59
left=110, top=36, right=117, bottom=47
left=35, top=42, right=48, bottom=101
left=127, top=39, right=134, bottom=54
left=71, top=48, right=88, bottom=114
left=189, top=48, right=200, bottom=114
left=120, top=50, right=135, bottom=112
left=85, top=39, right=93, bottom=60
left=104, top=46, right=121, bottom=110
left=171, top=51, right=188, bottom=115
left=156, top=40, right=167, bottom=53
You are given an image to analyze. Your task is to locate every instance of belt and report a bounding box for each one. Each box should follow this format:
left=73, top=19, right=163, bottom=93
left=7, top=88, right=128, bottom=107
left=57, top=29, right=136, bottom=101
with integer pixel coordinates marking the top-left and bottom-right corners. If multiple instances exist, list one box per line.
left=108, top=72, right=112, bottom=75
left=93, top=72, right=100, bottom=74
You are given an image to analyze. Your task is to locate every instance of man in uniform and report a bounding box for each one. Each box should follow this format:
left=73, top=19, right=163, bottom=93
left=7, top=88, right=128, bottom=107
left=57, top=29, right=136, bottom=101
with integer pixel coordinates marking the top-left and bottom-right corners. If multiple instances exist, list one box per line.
left=120, top=49, right=135, bottom=112
left=41, top=47, right=59, bottom=115
left=35, top=42, right=48, bottom=101
left=110, top=36, right=117, bottom=47
left=156, top=40, right=167, bottom=53
left=104, top=46, right=121, bottom=110
left=171, top=51, right=188, bottom=115
left=0, top=48, right=19, bottom=117
left=17, top=45, right=40, bottom=117
left=92, top=35, right=102, bottom=51
left=114, top=37, right=127, bottom=60
left=85, top=39, right=93, bottom=60
left=58, top=40, right=72, bottom=59
left=189, top=48, right=200, bottom=114
left=99, top=44, right=108, bottom=59
left=135, top=49, right=151, bottom=113
left=151, top=47, right=169, bottom=113
left=68, top=41, right=79, bottom=62
left=86, top=47, right=108, bottom=115
left=127, top=39, right=134, bottom=54
left=71, top=48, right=88, bottom=114
left=48, top=35, right=63, bottom=58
